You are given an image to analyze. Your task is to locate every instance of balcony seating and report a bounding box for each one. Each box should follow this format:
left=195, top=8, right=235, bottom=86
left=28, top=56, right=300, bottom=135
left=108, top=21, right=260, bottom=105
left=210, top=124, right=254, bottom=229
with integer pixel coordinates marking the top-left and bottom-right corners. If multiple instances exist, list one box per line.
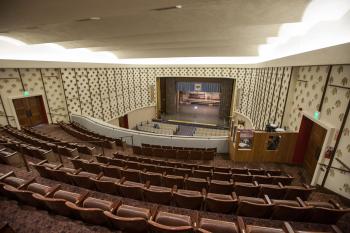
left=173, top=189, right=204, bottom=210
left=2, top=170, right=349, bottom=231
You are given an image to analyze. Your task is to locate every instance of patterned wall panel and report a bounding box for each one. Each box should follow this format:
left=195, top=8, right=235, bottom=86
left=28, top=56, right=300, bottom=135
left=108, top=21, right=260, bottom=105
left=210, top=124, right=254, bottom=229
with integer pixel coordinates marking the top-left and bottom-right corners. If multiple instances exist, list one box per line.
left=286, top=66, right=329, bottom=131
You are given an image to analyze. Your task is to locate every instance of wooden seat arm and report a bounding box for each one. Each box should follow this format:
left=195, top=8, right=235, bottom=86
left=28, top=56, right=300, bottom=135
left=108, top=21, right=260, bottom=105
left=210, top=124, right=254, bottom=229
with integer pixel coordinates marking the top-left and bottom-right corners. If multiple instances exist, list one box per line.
left=45, top=184, right=61, bottom=197
left=329, top=199, right=343, bottom=210
left=264, top=194, right=272, bottom=205
left=37, top=159, right=48, bottom=165
left=76, top=190, right=89, bottom=206
left=0, top=171, right=15, bottom=181
left=278, top=182, right=284, bottom=188
left=96, top=172, right=104, bottom=180
left=150, top=205, right=159, bottom=220
left=73, top=168, right=82, bottom=175
left=236, top=217, right=246, bottom=233
left=253, top=181, right=259, bottom=186
left=296, top=197, right=307, bottom=207
left=18, top=177, right=36, bottom=190
left=109, top=200, right=121, bottom=213
left=54, top=164, right=63, bottom=170
left=282, top=222, right=296, bottom=233
left=232, top=191, right=238, bottom=200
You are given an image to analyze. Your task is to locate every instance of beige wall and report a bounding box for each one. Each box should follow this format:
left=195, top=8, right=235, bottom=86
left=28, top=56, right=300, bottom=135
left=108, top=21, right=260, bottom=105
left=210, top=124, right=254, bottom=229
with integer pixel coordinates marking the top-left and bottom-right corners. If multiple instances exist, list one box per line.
left=107, top=117, right=119, bottom=127
left=127, top=106, right=156, bottom=129
left=283, top=64, right=350, bottom=199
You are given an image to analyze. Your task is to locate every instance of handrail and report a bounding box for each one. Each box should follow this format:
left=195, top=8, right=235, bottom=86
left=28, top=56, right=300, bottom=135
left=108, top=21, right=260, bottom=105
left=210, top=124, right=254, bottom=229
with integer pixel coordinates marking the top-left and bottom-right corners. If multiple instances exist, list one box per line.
left=335, top=158, right=350, bottom=172
left=318, top=163, right=350, bottom=174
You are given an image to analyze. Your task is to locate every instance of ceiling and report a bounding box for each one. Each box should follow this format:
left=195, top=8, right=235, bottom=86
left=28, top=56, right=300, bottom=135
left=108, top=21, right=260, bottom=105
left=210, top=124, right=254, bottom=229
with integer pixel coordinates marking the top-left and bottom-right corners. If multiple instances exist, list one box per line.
left=0, top=0, right=310, bottom=59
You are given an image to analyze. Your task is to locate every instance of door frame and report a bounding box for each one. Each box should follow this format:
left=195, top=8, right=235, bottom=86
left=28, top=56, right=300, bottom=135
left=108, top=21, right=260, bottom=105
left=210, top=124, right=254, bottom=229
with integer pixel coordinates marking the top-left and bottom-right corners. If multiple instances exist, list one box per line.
left=299, top=112, right=336, bottom=186
left=9, top=93, right=51, bottom=130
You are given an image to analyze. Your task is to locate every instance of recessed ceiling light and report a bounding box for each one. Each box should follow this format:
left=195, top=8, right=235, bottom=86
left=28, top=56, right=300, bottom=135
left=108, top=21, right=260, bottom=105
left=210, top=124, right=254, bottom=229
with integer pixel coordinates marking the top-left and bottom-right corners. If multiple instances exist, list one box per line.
left=76, top=17, right=101, bottom=22
left=152, top=5, right=183, bottom=11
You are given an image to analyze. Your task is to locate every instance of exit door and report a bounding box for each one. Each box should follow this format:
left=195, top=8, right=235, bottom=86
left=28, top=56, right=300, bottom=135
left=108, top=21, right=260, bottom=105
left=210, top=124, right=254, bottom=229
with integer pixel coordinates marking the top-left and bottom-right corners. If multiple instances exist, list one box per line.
left=13, top=96, right=48, bottom=127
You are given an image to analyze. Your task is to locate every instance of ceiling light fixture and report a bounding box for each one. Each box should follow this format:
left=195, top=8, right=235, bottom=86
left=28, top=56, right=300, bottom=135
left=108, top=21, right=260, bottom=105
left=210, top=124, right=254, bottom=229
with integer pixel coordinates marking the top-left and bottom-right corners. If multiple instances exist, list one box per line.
left=76, top=17, right=101, bottom=22
left=153, top=5, right=182, bottom=11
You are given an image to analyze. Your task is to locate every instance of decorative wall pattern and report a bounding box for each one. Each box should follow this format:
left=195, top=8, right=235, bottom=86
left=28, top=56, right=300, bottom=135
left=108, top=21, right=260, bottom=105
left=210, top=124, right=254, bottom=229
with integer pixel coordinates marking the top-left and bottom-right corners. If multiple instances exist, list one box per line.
left=0, top=66, right=292, bottom=130
left=284, top=64, right=350, bottom=199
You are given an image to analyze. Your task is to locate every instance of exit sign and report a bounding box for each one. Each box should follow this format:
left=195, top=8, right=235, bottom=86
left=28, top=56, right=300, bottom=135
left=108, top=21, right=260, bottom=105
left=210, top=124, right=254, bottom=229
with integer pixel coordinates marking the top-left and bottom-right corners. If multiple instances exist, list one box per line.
left=23, top=91, right=29, bottom=97
left=314, top=111, right=320, bottom=120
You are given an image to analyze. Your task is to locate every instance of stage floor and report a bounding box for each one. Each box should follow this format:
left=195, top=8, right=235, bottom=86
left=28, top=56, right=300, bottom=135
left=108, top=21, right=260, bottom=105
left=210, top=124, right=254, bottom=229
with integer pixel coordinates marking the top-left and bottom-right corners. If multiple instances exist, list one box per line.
left=163, top=104, right=226, bottom=126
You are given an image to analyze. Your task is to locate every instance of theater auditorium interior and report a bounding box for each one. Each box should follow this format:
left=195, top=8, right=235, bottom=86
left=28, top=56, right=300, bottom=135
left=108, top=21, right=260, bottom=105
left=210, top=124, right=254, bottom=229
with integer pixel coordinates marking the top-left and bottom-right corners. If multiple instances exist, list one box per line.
left=0, top=1, right=350, bottom=233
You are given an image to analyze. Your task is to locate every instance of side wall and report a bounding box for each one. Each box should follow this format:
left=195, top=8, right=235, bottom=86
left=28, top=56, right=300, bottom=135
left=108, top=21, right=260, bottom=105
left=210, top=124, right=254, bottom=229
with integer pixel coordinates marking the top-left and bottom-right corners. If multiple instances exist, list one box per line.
left=0, top=67, right=292, bottom=131
left=284, top=64, right=350, bottom=199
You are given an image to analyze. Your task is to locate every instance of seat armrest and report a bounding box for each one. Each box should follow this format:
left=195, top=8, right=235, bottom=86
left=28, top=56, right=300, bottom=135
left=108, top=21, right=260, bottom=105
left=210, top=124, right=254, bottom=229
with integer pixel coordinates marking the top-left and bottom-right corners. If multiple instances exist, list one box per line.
left=45, top=184, right=61, bottom=197
left=253, top=181, right=259, bottom=186
left=232, top=192, right=238, bottom=200
left=267, top=173, right=271, bottom=177
left=145, top=180, right=151, bottom=188
left=73, top=168, right=82, bottom=175
left=202, top=188, right=207, bottom=196
left=229, top=179, right=233, bottom=184
left=18, top=177, right=36, bottom=190
left=264, top=194, right=272, bottom=205
left=172, top=185, right=177, bottom=192
left=96, top=172, right=104, bottom=180
left=237, top=216, right=246, bottom=233
left=109, top=200, right=121, bottom=213
left=282, top=222, right=296, bottom=233
left=302, top=183, right=310, bottom=189
left=247, top=171, right=252, bottom=175
left=119, top=177, right=126, bottom=184
left=0, top=171, right=15, bottom=181
left=331, top=225, right=344, bottom=233
left=38, top=159, right=48, bottom=165
left=150, top=205, right=159, bottom=220
left=296, top=197, right=306, bottom=207
left=329, top=199, right=343, bottom=210
left=190, top=211, right=199, bottom=227
left=72, top=155, right=80, bottom=160
left=278, top=182, right=284, bottom=188
left=54, top=164, right=63, bottom=169
left=75, top=190, right=89, bottom=206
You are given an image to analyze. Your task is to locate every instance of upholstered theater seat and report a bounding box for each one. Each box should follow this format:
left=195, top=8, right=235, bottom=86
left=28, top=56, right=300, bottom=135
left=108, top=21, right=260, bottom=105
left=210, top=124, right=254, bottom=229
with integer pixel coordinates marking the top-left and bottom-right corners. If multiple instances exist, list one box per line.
left=259, top=183, right=286, bottom=199
left=164, top=175, right=185, bottom=189
left=272, top=175, right=294, bottom=186
left=284, top=184, right=314, bottom=200
left=236, top=195, right=274, bottom=218
left=121, top=168, right=141, bottom=182
left=193, top=169, right=212, bottom=179
left=205, top=192, right=238, bottom=213
left=104, top=204, right=150, bottom=233
left=198, top=218, right=239, bottom=233
left=143, top=185, right=173, bottom=205
left=233, top=174, right=253, bottom=183
left=117, top=180, right=145, bottom=200
left=102, top=164, right=122, bottom=179
left=231, top=168, right=248, bottom=175
left=212, top=172, right=232, bottom=181
left=149, top=211, right=194, bottom=233
left=186, top=177, right=208, bottom=192
left=67, top=171, right=97, bottom=189
left=305, top=200, right=350, bottom=224
left=140, top=171, right=163, bottom=186
left=254, top=175, right=273, bottom=184
left=91, top=175, right=119, bottom=194
left=209, top=179, right=233, bottom=194
left=234, top=182, right=260, bottom=197
left=174, top=189, right=204, bottom=210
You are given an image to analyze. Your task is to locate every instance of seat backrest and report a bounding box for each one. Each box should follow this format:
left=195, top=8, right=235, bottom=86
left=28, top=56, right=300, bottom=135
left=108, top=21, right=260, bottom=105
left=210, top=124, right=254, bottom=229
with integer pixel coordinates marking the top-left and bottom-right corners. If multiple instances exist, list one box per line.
left=236, top=201, right=273, bottom=218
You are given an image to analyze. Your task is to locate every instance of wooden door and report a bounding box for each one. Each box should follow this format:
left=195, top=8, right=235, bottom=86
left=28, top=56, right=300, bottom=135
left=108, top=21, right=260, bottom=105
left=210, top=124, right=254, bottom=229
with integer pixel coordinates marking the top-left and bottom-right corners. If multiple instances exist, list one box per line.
left=118, top=115, right=129, bottom=129
left=13, top=96, right=48, bottom=127
left=13, top=98, right=31, bottom=127
left=304, top=123, right=327, bottom=176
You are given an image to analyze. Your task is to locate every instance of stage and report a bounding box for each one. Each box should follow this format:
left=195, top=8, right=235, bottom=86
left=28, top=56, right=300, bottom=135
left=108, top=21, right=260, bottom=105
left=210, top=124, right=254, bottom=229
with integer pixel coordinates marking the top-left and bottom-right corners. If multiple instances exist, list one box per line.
left=161, top=103, right=227, bottom=127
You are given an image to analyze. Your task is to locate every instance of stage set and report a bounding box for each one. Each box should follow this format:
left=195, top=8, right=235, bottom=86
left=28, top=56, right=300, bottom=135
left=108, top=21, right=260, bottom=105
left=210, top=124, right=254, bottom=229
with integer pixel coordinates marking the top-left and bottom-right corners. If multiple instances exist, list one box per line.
left=157, top=77, right=234, bottom=129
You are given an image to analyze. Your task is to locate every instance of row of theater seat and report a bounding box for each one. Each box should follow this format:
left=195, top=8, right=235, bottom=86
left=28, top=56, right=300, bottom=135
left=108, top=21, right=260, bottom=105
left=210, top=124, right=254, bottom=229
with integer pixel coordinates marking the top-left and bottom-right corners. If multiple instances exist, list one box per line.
left=69, top=156, right=312, bottom=200
left=99, top=154, right=295, bottom=186
left=59, top=122, right=119, bottom=149
left=0, top=171, right=343, bottom=233
left=133, top=145, right=216, bottom=160
left=142, top=143, right=217, bottom=152
left=70, top=122, right=124, bottom=148
left=3, top=126, right=81, bottom=157
left=30, top=160, right=350, bottom=224
left=22, top=126, right=95, bottom=155
left=0, top=134, right=55, bottom=161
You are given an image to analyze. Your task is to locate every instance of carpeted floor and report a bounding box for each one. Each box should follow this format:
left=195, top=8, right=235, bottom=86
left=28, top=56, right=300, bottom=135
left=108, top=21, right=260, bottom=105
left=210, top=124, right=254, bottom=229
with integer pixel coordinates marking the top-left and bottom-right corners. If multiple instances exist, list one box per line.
left=0, top=124, right=349, bottom=233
